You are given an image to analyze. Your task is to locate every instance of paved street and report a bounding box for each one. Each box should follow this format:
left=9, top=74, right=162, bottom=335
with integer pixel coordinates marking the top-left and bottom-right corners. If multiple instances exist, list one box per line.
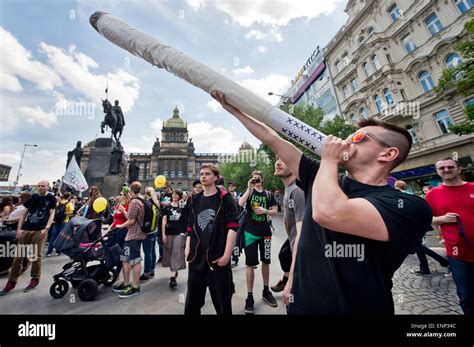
left=0, top=213, right=462, bottom=315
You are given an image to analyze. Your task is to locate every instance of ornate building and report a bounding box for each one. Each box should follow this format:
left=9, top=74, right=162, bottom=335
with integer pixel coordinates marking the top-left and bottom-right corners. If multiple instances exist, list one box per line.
left=323, top=0, right=473, bottom=188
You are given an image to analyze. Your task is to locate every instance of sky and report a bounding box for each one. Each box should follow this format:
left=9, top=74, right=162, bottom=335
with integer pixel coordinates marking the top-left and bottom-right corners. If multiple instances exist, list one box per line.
left=0, top=0, right=348, bottom=186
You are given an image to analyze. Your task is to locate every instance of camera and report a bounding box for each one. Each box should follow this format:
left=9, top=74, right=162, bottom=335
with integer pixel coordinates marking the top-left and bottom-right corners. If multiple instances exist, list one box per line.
left=251, top=178, right=261, bottom=184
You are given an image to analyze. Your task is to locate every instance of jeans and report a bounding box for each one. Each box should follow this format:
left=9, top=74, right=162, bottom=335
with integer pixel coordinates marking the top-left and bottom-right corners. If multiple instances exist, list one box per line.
left=448, top=257, right=474, bottom=315
left=142, top=232, right=157, bottom=274
left=156, top=233, right=164, bottom=260
left=47, top=222, right=65, bottom=255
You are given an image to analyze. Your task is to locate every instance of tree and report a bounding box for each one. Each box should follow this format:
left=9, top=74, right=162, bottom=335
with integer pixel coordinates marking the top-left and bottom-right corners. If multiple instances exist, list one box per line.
left=435, top=16, right=474, bottom=135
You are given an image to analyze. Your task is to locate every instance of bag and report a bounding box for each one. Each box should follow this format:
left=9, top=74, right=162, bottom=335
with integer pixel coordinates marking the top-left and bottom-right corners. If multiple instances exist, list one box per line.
left=132, top=197, right=157, bottom=234
left=54, top=202, right=67, bottom=223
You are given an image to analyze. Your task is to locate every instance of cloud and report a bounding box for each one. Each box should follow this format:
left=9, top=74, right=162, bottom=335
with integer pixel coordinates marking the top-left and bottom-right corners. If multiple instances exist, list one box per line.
left=238, top=73, right=290, bottom=103
left=257, top=46, right=267, bottom=53
left=39, top=43, right=141, bottom=113
left=188, top=121, right=241, bottom=153
left=0, top=27, right=62, bottom=92
left=207, top=99, right=222, bottom=112
left=0, top=149, right=65, bottom=185
left=232, top=65, right=254, bottom=75
left=245, top=29, right=283, bottom=42
left=17, top=106, right=57, bottom=128
left=150, top=118, right=163, bottom=131
left=0, top=95, right=21, bottom=135
left=186, top=0, right=342, bottom=27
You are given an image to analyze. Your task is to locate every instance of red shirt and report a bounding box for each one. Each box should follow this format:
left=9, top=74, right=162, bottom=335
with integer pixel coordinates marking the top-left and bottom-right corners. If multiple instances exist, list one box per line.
left=111, top=204, right=129, bottom=229
left=426, top=182, right=474, bottom=262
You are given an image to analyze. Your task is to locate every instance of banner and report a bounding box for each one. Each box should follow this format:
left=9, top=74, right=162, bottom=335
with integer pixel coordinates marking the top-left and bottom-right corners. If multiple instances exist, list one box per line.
left=63, top=158, right=88, bottom=192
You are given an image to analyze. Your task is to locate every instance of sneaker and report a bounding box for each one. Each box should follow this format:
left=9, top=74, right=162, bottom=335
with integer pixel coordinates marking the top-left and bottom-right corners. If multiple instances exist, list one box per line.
left=139, top=274, right=151, bottom=281
left=157, top=257, right=163, bottom=265
left=411, top=269, right=431, bottom=276
left=169, top=277, right=177, bottom=289
left=244, top=296, right=254, bottom=314
left=119, top=285, right=141, bottom=299
left=112, top=281, right=130, bottom=293
left=46, top=253, right=52, bottom=257
left=271, top=279, right=286, bottom=293
left=0, top=281, right=16, bottom=296
left=149, top=272, right=155, bottom=278
left=23, top=278, right=40, bottom=292
left=262, top=290, right=278, bottom=307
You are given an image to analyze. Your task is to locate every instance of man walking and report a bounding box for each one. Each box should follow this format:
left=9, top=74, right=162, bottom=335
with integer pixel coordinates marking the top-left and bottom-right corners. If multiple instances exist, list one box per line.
left=1, top=181, right=56, bottom=295
left=426, top=158, right=474, bottom=315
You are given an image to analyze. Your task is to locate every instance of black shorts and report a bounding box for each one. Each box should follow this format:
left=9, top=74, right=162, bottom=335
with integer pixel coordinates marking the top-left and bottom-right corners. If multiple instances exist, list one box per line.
left=120, top=240, right=142, bottom=266
left=245, top=236, right=271, bottom=266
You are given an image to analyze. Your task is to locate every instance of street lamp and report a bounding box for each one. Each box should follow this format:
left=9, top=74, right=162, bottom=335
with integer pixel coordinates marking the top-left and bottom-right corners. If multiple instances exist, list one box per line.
left=13, top=144, right=38, bottom=187
left=268, top=91, right=291, bottom=104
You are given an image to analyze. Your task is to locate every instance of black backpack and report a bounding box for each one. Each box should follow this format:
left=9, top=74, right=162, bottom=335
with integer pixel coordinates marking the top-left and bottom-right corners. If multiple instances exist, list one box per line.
left=54, top=202, right=67, bottom=223
left=132, top=197, right=158, bottom=234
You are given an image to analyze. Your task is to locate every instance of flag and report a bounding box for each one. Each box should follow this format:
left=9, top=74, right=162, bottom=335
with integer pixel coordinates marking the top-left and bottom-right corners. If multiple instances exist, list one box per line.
left=63, top=158, right=89, bottom=192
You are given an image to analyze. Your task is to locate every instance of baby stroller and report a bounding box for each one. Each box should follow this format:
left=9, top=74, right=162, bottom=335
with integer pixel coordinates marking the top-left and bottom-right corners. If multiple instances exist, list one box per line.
left=49, top=216, right=122, bottom=301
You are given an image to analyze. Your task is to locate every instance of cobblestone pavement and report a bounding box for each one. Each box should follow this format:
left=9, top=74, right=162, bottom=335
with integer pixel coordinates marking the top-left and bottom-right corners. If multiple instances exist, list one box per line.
left=393, top=252, right=462, bottom=315
left=0, top=213, right=463, bottom=315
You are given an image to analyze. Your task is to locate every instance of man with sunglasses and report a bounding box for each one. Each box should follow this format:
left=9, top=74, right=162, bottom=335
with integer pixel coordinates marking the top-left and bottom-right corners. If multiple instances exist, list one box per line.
left=1, top=181, right=56, bottom=295
left=425, top=158, right=474, bottom=315
left=212, top=91, right=432, bottom=314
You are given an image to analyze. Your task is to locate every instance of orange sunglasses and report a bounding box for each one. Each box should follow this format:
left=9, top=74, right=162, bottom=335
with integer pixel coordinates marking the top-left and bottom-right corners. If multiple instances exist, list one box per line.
left=351, top=131, right=392, bottom=148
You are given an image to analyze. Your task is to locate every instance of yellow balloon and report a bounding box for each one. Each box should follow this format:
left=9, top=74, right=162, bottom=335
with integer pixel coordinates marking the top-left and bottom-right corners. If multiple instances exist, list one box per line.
left=154, top=175, right=167, bottom=189
left=92, top=197, right=107, bottom=213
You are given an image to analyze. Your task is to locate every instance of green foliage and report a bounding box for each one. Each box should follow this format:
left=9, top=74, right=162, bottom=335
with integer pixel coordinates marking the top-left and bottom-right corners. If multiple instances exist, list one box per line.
left=435, top=16, right=474, bottom=135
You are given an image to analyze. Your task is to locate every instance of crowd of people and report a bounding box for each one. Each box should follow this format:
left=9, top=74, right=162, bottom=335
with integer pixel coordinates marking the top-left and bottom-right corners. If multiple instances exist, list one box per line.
left=0, top=94, right=472, bottom=315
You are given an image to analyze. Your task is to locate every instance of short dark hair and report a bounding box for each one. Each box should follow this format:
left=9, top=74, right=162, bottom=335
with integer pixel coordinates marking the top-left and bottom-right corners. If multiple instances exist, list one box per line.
left=192, top=180, right=201, bottom=187
left=173, top=189, right=183, bottom=198
left=131, top=181, right=142, bottom=194
left=63, top=192, right=71, bottom=200
left=228, top=182, right=236, bottom=186
left=435, top=157, right=460, bottom=168
left=357, top=118, right=412, bottom=169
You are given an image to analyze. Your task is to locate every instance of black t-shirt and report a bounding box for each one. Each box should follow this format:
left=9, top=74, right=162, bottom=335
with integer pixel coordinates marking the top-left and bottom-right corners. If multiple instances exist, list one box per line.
left=163, top=204, right=187, bottom=236
left=22, top=193, right=57, bottom=231
left=288, top=155, right=432, bottom=315
left=192, top=191, right=220, bottom=271
left=245, top=189, right=277, bottom=237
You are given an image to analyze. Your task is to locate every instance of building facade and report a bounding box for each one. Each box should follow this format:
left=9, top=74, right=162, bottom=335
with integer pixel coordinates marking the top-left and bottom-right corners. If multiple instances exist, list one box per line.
left=279, top=45, right=341, bottom=120
left=323, top=0, right=473, bottom=189
left=0, top=164, right=11, bottom=182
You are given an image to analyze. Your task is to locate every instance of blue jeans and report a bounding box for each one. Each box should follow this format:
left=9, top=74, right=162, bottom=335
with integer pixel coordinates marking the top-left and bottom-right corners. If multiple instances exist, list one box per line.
left=142, top=233, right=157, bottom=275
left=448, top=257, right=474, bottom=315
left=156, top=233, right=163, bottom=260
left=47, top=222, right=65, bottom=255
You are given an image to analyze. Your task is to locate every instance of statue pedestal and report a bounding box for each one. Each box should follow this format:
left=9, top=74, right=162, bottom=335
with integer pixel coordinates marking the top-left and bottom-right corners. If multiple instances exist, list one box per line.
left=83, top=138, right=126, bottom=198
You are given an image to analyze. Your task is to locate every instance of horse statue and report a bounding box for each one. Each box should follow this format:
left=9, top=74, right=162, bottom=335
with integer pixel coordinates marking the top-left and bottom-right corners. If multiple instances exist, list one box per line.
left=100, top=99, right=124, bottom=141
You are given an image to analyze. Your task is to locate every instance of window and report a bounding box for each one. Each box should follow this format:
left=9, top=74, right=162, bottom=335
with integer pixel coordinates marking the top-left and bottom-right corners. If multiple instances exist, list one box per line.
left=388, top=3, right=401, bottom=22
left=425, top=13, right=444, bottom=36
left=405, top=125, right=419, bottom=144
left=178, top=170, right=183, bottom=178
left=363, top=62, right=373, bottom=78
left=367, top=26, right=375, bottom=35
left=434, top=110, right=453, bottom=134
left=359, top=107, right=369, bottom=119
left=351, top=78, right=360, bottom=92
left=358, top=36, right=365, bottom=43
left=374, top=95, right=384, bottom=113
left=342, top=53, right=350, bottom=67
left=349, top=113, right=357, bottom=124
left=371, top=54, right=381, bottom=70
left=171, top=134, right=177, bottom=142
left=402, top=34, right=416, bottom=53
left=336, top=60, right=343, bottom=72
left=342, top=84, right=350, bottom=99
left=419, top=71, right=436, bottom=92
left=165, top=134, right=170, bottom=141
left=400, top=89, right=407, bottom=100
left=179, top=134, right=184, bottom=142
left=383, top=88, right=395, bottom=107
left=464, top=97, right=474, bottom=106
left=170, top=170, right=176, bottom=178
left=386, top=54, right=392, bottom=64
left=455, top=0, right=474, bottom=14
left=445, top=53, right=462, bottom=68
